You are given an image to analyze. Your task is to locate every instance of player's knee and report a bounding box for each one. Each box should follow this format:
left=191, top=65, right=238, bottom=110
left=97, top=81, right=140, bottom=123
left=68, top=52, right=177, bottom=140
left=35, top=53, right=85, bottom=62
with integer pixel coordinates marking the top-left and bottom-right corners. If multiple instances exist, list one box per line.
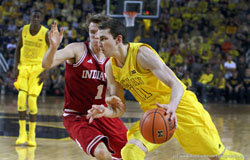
left=17, top=91, right=27, bottom=111
left=121, top=143, right=146, bottom=160
left=95, top=150, right=111, bottom=160
left=28, top=95, right=38, bottom=115
left=94, top=143, right=112, bottom=160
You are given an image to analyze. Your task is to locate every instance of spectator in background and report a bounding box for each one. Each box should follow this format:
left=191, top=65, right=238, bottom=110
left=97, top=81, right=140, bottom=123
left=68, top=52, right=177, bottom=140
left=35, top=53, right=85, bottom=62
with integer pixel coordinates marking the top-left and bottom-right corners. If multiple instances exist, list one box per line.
left=6, top=39, right=16, bottom=52
left=212, top=71, right=226, bottom=102
left=237, top=55, right=247, bottom=79
left=221, top=36, right=233, bottom=54
left=191, top=56, right=203, bottom=82
left=224, top=55, right=236, bottom=79
left=239, top=68, right=250, bottom=104
left=226, top=70, right=243, bottom=104
left=181, top=72, right=192, bottom=90
left=175, top=63, right=185, bottom=79
left=195, top=66, right=214, bottom=102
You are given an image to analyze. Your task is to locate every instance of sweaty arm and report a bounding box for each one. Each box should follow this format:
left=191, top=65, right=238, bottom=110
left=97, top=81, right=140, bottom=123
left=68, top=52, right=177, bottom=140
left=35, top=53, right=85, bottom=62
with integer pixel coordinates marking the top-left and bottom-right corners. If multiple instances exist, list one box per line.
left=42, top=21, right=83, bottom=68
left=137, top=46, right=184, bottom=115
left=42, top=42, right=84, bottom=68
left=104, top=60, right=126, bottom=117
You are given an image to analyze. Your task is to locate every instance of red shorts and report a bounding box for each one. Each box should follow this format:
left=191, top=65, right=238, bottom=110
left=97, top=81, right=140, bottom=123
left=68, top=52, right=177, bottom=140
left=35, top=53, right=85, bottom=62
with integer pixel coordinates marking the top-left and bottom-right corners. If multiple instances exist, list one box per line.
left=63, top=114, right=127, bottom=159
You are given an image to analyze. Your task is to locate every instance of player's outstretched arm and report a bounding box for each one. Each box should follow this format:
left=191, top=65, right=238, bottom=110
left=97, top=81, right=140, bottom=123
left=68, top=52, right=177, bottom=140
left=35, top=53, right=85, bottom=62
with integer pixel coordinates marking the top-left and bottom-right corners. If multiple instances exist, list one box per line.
left=87, top=61, right=126, bottom=123
left=42, top=21, right=82, bottom=69
left=137, top=46, right=184, bottom=124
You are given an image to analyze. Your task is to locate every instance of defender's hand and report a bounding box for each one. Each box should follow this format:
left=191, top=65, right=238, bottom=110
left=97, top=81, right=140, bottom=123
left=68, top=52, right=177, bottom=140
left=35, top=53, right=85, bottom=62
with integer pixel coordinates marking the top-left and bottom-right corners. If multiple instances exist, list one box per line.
left=49, top=21, right=64, bottom=48
left=87, top=105, right=106, bottom=123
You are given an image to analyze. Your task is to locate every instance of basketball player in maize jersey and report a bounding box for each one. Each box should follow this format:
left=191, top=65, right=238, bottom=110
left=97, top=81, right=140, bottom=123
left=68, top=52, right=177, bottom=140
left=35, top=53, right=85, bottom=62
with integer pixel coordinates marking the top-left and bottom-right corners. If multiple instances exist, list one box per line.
left=87, top=19, right=244, bottom=160
left=13, top=9, right=49, bottom=147
left=42, top=14, right=127, bottom=160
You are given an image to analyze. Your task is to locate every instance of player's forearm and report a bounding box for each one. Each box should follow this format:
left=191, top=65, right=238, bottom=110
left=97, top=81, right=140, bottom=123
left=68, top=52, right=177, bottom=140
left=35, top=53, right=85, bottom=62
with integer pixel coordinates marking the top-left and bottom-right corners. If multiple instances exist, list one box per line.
left=104, top=105, right=125, bottom=118
left=42, top=46, right=57, bottom=69
left=168, top=81, right=184, bottom=110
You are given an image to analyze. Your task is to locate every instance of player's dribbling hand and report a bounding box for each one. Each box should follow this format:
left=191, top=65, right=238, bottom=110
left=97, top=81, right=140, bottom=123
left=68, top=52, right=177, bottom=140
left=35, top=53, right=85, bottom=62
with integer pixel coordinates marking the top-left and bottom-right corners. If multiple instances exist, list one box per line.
left=49, top=21, right=64, bottom=49
left=156, top=102, right=177, bottom=129
left=87, top=105, right=106, bottom=123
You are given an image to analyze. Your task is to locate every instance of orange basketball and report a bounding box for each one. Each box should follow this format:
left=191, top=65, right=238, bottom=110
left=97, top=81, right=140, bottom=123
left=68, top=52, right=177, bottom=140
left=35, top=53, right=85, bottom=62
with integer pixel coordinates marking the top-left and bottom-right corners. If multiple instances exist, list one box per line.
left=139, top=108, right=176, bottom=144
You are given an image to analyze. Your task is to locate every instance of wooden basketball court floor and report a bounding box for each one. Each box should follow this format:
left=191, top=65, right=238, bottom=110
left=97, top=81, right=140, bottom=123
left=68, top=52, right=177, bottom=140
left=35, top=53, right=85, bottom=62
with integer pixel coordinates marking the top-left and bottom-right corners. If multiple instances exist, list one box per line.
left=0, top=95, right=249, bottom=160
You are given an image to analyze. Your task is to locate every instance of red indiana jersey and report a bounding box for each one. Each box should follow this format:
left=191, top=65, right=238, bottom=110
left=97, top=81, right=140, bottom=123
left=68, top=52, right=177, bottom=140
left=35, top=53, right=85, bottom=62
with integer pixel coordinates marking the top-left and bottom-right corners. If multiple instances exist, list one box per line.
left=63, top=42, right=109, bottom=114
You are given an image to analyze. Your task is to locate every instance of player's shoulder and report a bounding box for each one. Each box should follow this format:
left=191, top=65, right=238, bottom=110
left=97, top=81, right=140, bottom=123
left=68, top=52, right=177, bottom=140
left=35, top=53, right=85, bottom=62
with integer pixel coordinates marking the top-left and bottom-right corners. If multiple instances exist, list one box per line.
left=138, top=45, right=152, bottom=53
left=137, top=45, right=155, bottom=59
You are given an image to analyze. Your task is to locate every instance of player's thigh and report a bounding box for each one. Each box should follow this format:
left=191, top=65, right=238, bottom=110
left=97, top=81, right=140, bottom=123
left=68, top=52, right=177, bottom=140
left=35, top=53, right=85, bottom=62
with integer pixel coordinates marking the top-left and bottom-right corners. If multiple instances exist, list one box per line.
left=101, top=117, right=127, bottom=158
left=17, top=66, right=29, bottom=91
left=63, top=115, right=108, bottom=156
left=28, top=65, right=44, bottom=96
left=175, top=91, right=225, bottom=155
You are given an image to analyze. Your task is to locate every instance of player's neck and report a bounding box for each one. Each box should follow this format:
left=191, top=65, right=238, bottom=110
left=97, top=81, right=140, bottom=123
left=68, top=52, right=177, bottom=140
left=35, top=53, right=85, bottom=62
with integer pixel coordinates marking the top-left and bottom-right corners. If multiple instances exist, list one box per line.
left=115, top=43, right=129, bottom=67
left=90, top=42, right=105, bottom=60
left=30, top=24, right=41, bottom=35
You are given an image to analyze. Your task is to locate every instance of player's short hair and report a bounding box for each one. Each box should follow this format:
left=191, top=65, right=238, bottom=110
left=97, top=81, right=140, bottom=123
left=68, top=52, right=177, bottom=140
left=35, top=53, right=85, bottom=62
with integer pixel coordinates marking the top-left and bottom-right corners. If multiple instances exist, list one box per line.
left=98, top=19, right=128, bottom=44
left=31, top=8, right=43, bottom=14
left=86, top=13, right=110, bottom=29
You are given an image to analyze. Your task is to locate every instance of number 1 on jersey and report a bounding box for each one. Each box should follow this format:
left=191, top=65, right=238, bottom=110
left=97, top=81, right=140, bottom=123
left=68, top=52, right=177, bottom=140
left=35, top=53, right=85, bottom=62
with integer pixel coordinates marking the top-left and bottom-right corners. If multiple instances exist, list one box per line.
left=95, top=84, right=104, bottom=99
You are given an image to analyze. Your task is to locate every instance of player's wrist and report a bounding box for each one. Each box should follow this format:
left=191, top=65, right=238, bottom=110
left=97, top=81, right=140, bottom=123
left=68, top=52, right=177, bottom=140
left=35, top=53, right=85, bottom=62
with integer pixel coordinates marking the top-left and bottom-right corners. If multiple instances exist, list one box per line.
left=103, top=105, right=114, bottom=118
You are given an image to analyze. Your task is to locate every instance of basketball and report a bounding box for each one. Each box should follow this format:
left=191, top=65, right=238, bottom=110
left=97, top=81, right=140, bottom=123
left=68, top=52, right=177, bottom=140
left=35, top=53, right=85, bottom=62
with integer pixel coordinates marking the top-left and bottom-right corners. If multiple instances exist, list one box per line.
left=139, top=108, right=176, bottom=144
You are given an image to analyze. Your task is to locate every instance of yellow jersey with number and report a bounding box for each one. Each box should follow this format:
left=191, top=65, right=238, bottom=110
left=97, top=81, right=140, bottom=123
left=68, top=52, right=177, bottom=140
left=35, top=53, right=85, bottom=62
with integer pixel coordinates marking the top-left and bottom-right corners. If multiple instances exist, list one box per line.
left=111, top=43, right=186, bottom=112
left=20, top=24, right=48, bottom=65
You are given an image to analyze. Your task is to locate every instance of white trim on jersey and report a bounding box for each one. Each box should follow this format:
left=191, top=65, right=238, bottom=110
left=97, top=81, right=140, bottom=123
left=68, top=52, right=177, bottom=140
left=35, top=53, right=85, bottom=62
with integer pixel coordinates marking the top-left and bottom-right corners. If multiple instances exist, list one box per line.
left=64, top=109, right=79, bottom=113
left=112, top=157, right=122, bottom=160
left=72, top=42, right=87, bottom=67
left=87, top=135, right=107, bottom=155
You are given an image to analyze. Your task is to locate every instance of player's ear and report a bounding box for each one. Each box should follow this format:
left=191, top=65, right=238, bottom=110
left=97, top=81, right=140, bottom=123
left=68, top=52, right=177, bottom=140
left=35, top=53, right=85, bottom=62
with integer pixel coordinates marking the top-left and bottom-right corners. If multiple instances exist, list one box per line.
left=116, top=35, right=123, bottom=44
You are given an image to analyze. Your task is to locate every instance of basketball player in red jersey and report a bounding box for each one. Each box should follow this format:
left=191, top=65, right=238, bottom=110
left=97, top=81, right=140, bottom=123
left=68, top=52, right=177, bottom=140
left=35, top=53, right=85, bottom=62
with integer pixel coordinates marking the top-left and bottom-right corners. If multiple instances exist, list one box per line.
left=42, top=14, right=127, bottom=160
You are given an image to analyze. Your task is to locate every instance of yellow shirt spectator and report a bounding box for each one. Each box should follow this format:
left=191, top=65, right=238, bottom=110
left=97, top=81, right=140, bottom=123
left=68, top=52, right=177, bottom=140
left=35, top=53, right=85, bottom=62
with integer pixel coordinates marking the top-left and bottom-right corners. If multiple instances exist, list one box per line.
left=169, top=53, right=183, bottom=68
left=213, top=77, right=226, bottom=89
left=228, top=49, right=239, bottom=58
left=169, top=16, right=183, bottom=31
left=160, top=51, right=170, bottom=64
left=198, top=73, right=214, bottom=84
left=182, top=77, right=192, bottom=89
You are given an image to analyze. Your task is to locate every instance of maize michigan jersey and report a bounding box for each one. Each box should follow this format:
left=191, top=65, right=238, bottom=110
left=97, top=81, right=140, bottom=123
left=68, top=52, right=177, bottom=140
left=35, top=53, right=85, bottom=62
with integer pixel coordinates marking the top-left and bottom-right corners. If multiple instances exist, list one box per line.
left=110, top=43, right=186, bottom=112
left=20, top=24, right=48, bottom=65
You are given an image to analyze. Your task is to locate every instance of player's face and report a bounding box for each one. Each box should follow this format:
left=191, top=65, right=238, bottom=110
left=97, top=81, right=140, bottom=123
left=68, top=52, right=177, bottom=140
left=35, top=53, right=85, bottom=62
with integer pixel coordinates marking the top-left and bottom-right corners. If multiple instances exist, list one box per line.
left=30, top=12, right=42, bottom=26
left=88, top=22, right=99, bottom=48
left=98, top=29, right=117, bottom=57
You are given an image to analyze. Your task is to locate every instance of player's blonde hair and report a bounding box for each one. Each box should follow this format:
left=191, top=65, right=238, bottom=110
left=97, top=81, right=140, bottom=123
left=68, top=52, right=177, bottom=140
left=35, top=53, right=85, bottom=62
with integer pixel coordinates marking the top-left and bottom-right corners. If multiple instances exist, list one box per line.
left=86, top=13, right=111, bottom=30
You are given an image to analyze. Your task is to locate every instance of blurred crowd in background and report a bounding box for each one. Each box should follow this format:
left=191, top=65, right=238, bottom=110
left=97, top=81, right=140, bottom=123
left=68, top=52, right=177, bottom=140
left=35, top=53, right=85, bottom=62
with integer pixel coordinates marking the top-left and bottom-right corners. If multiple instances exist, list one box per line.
left=0, top=0, right=249, bottom=104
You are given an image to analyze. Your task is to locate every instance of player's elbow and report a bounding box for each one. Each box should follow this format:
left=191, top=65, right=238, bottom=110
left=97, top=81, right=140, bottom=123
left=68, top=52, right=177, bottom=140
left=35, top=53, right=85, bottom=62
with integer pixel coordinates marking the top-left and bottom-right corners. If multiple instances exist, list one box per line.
left=42, top=61, right=48, bottom=69
left=42, top=61, right=51, bottom=69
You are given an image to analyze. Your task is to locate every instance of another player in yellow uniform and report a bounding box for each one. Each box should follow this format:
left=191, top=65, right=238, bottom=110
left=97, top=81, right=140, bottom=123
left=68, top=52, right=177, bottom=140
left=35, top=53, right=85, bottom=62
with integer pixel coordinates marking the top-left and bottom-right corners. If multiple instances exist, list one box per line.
left=13, top=9, right=49, bottom=146
left=87, top=19, right=244, bottom=160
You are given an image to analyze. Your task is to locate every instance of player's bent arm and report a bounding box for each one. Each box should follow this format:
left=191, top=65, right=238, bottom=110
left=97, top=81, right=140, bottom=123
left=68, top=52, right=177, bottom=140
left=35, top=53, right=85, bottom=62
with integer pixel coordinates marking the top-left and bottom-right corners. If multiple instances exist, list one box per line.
left=137, top=46, right=184, bottom=110
left=42, top=42, right=84, bottom=68
left=104, top=60, right=126, bottom=118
